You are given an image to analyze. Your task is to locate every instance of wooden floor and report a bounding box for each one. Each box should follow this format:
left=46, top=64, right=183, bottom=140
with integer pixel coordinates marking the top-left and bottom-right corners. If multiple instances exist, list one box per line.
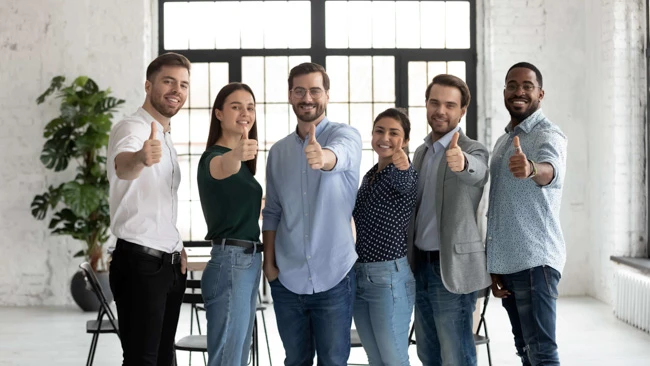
left=1, top=296, right=649, bottom=365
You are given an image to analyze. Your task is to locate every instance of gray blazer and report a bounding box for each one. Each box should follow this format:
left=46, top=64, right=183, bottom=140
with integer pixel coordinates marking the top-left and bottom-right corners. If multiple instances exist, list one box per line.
left=407, top=130, right=492, bottom=294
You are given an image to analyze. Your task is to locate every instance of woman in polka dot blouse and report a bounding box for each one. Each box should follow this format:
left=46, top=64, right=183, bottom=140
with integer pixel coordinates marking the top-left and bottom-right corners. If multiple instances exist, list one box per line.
left=352, top=108, right=418, bottom=365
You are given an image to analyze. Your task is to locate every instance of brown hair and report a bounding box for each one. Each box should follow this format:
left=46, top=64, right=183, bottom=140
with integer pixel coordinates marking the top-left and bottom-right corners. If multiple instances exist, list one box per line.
left=146, top=52, right=191, bottom=81
left=205, top=82, right=258, bottom=175
left=425, top=74, right=471, bottom=109
left=288, top=62, right=330, bottom=91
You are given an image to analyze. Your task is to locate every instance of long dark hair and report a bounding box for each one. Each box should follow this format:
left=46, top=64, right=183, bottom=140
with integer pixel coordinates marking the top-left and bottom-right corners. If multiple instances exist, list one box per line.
left=205, top=82, right=258, bottom=175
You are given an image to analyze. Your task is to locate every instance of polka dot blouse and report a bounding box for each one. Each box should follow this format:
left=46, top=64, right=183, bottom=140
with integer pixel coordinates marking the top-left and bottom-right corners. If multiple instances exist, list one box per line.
left=353, top=163, right=418, bottom=263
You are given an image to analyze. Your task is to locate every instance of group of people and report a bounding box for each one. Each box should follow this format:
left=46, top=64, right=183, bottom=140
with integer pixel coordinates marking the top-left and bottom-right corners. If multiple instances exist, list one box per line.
left=107, top=52, right=567, bottom=366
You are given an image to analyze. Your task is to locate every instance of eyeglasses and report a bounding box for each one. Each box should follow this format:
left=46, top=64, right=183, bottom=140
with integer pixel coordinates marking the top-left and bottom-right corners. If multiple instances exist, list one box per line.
left=290, top=87, right=324, bottom=99
left=504, top=82, right=540, bottom=92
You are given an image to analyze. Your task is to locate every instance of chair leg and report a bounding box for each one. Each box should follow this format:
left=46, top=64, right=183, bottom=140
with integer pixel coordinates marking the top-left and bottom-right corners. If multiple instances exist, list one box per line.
left=86, top=333, right=99, bottom=366
left=260, top=312, right=272, bottom=366
left=486, top=342, right=493, bottom=366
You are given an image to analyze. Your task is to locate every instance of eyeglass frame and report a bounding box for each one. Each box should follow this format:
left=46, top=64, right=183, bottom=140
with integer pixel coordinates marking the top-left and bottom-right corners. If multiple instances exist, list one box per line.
left=504, top=82, right=541, bottom=93
left=290, top=87, right=325, bottom=99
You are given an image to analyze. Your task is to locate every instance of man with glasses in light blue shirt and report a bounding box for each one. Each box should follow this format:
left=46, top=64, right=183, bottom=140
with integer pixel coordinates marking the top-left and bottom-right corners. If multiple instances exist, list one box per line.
left=262, top=62, right=362, bottom=366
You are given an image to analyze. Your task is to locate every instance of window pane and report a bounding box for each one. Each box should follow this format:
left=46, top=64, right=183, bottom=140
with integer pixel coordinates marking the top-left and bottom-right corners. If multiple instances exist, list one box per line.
left=350, top=103, right=373, bottom=149
left=372, top=103, right=395, bottom=121
left=209, top=63, right=230, bottom=104
left=242, top=57, right=266, bottom=103
left=265, top=57, right=289, bottom=103
left=326, top=1, right=348, bottom=48
left=427, top=61, right=447, bottom=81
left=447, top=61, right=466, bottom=81
left=373, top=56, right=395, bottom=103
left=348, top=1, right=372, bottom=48
left=191, top=201, right=208, bottom=241
left=327, top=103, right=349, bottom=125
left=241, top=1, right=265, bottom=49
left=265, top=104, right=290, bottom=146
left=420, top=2, right=446, bottom=48
left=255, top=108, right=267, bottom=149
left=164, top=2, right=190, bottom=49
left=188, top=2, right=217, bottom=49
left=264, top=2, right=289, bottom=49
left=408, top=62, right=427, bottom=106
left=178, top=201, right=191, bottom=240
left=409, top=107, right=428, bottom=148
left=396, top=1, right=421, bottom=48
left=189, top=109, right=210, bottom=155
left=213, top=2, right=240, bottom=49
left=360, top=150, right=376, bottom=182
left=446, top=1, right=470, bottom=49
left=350, top=57, right=372, bottom=102
left=372, top=1, right=396, bottom=48
left=288, top=2, right=311, bottom=48
left=173, top=109, right=190, bottom=155
left=190, top=155, right=201, bottom=201
left=255, top=151, right=267, bottom=196
left=189, top=63, right=209, bottom=108
left=327, top=56, right=349, bottom=102
left=178, top=156, right=191, bottom=202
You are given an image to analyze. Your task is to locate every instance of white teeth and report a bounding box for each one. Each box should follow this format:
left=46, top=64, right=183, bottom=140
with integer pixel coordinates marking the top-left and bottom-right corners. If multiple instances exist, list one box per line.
left=378, top=145, right=391, bottom=149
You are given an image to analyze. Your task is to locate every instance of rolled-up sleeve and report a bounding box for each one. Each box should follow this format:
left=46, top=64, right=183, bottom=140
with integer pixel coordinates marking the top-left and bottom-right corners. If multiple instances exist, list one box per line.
left=322, top=125, right=362, bottom=174
left=109, top=120, right=149, bottom=164
left=535, top=130, right=567, bottom=188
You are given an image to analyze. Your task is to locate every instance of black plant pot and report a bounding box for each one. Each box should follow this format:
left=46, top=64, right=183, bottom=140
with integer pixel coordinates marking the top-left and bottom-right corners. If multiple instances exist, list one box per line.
left=70, top=269, right=113, bottom=312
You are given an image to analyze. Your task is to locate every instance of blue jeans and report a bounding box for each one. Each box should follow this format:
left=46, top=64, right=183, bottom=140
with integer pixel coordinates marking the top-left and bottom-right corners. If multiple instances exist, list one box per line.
left=414, top=259, right=478, bottom=366
left=353, top=257, right=415, bottom=366
left=270, top=269, right=355, bottom=366
left=201, top=244, right=262, bottom=366
left=500, top=265, right=561, bottom=366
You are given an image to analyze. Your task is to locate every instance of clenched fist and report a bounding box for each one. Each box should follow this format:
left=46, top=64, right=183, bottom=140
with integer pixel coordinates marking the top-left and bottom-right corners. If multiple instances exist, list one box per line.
left=304, top=124, right=325, bottom=170
left=139, top=122, right=162, bottom=167
left=232, top=128, right=258, bottom=162
left=392, top=138, right=409, bottom=171
left=509, top=136, right=531, bottom=179
left=445, top=132, right=465, bottom=172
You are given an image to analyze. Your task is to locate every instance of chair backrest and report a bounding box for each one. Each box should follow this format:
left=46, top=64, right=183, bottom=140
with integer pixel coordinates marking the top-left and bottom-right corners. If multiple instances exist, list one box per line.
left=79, top=262, right=119, bottom=332
left=182, top=279, right=204, bottom=305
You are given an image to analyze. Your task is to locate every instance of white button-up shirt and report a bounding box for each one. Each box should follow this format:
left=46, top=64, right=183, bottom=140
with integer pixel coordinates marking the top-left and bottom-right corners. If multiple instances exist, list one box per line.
left=107, top=107, right=182, bottom=253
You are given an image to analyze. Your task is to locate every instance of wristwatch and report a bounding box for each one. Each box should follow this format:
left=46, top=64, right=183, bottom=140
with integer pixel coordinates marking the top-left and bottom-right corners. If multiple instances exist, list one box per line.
left=527, top=160, right=538, bottom=179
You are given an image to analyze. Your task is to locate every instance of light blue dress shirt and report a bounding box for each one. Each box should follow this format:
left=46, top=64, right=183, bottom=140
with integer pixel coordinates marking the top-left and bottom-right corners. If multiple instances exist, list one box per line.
left=486, top=109, right=568, bottom=275
left=414, top=126, right=460, bottom=251
left=262, top=117, right=362, bottom=294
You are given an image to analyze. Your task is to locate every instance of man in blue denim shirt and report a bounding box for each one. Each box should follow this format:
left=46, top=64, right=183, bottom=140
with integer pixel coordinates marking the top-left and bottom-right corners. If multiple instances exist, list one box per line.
left=487, top=62, right=567, bottom=366
left=262, top=62, right=362, bottom=366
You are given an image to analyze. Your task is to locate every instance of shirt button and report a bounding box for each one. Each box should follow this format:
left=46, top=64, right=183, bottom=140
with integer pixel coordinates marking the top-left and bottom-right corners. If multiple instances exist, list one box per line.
left=303, top=192, right=306, bottom=195
left=488, top=236, right=492, bottom=240
left=304, top=213, right=308, bottom=216
left=307, top=255, right=311, bottom=259
left=308, top=277, right=312, bottom=281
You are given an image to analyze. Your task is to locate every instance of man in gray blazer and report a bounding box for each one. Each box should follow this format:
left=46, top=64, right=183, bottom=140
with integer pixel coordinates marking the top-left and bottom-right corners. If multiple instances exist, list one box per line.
left=407, top=74, right=491, bottom=366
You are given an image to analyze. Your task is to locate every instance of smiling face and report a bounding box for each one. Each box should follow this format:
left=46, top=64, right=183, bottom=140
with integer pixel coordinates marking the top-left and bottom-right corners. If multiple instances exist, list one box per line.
left=426, top=84, right=466, bottom=141
left=372, top=117, right=407, bottom=160
left=145, top=65, right=189, bottom=119
left=504, top=67, right=544, bottom=123
left=289, top=72, right=329, bottom=124
left=215, top=89, right=256, bottom=137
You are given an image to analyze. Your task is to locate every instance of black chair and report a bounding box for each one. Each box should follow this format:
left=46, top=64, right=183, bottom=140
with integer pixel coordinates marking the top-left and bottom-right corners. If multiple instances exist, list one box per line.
left=474, top=287, right=492, bottom=366
left=407, top=286, right=492, bottom=366
left=79, top=262, right=120, bottom=366
left=250, top=290, right=273, bottom=366
left=175, top=279, right=208, bottom=365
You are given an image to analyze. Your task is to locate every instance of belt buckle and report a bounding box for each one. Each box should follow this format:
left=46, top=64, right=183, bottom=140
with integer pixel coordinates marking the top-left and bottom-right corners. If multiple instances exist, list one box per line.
left=171, top=252, right=181, bottom=264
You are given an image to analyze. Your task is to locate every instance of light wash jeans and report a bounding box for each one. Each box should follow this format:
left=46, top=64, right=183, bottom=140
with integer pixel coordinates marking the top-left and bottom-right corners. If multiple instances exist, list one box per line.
left=200, top=244, right=262, bottom=366
left=353, top=256, right=415, bottom=366
left=414, top=259, right=478, bottom=366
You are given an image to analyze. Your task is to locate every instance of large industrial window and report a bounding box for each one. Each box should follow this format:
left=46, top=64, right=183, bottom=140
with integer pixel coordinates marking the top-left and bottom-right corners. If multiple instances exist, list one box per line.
left=159, top=0, right=477, bottom=241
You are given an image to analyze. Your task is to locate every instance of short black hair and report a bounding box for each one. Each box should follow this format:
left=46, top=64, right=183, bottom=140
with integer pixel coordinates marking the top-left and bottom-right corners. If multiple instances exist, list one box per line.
left=506, top=62, right=543, bottom=88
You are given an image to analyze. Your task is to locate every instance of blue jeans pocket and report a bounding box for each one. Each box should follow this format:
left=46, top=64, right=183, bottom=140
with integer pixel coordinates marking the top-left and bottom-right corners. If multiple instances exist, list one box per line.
left=367, top=272, right=392, bottom=288
left=201, top=261, right=223, bottom=303
left=542, top=266, right=560, bottom=299
left=233, top=252, right=254, bottom=269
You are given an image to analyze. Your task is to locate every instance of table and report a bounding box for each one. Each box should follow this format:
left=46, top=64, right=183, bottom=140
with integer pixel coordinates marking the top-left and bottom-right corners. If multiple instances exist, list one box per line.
left=185, top=247, right=211, bottom=271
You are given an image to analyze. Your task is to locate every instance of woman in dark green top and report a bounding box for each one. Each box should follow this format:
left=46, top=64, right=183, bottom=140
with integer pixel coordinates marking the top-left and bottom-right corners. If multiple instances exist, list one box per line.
left=197, top=82, right=263, bottom=366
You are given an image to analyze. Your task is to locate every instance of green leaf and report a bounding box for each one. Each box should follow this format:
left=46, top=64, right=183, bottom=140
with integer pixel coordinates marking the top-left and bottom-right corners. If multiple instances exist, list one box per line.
left=40, top=129, right=74, bottom=171
left=43, top=118, right=68, bottom=138
left=30, top=193, right=50, bottom=220
left=73, top=250, right=85, bottom=258
left=73, top=76, right=89, bottom=88
left=61, top=182, right=102, bottom=218
left=36, top=76, right=65, bottom=104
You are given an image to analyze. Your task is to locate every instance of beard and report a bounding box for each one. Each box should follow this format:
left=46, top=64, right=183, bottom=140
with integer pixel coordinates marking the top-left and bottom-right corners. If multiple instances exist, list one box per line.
left=151, top=95, right=182, bottom=119
left=292, top=102, right=325, bottom=123
left=506, top=98, right=540, bottom=123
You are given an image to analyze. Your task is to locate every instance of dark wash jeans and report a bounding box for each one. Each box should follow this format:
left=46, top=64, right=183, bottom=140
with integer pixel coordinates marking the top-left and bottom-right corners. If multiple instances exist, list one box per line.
left=501, top=265, right=561, bottom=366
left=269, top=269, right=356, bottom=366
left=109, top=243, right=187, bottom=366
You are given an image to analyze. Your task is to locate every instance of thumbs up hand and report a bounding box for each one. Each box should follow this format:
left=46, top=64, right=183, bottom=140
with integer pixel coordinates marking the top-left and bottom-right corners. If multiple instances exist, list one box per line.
left=304, top=124, right=324, bottom=170
left=231, top=127, right=258, bottom=162
left=445, top=132, right=465, bottom=172
left=391, top=138, right=409, bottom=171
left=139, top=121, right=162, bottom=167
left=509, top=136, right=531, bottom=179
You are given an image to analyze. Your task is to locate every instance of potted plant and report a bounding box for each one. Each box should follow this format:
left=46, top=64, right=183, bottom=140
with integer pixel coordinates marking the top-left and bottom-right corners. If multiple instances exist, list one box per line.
left=30, top=75, right=124, bottom=311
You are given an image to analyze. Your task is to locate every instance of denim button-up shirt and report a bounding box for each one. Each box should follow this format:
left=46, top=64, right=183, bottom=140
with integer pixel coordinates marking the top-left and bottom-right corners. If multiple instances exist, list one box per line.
left=486, top=109, right=568, bottom=275
left=262, top=117, right=362, bottom=294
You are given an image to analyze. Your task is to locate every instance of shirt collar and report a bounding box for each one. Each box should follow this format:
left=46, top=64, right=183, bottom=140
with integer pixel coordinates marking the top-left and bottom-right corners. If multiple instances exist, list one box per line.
left=424, top=125, right=461, bottom=151
left=505, top=108, right=544, bottom=134
left=294, top=116, right=330, bottom=143
left=137, top=107, right=167, bottom=132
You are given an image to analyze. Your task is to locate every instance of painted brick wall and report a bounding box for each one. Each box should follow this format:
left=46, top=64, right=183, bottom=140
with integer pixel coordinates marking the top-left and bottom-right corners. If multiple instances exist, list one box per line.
left=0, top=0, right=154, bottom=305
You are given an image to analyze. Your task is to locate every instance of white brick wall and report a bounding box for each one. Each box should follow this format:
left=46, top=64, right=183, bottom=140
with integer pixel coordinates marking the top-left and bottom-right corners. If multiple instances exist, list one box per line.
left=480, top=0, right=646, bottom=302
left=0, top=0, right=155, bottom=306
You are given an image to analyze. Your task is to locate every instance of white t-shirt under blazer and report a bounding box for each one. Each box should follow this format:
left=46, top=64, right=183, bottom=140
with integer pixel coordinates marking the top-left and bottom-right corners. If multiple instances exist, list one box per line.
left=107, top=107, right=183, bottom=253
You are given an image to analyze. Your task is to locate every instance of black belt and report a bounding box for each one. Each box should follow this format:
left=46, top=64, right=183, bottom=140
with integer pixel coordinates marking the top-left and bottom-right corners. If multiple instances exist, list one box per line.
left=420, top=250, right=440, bottom=263
left=116, top=239, right=182, bottom=264
left=212, top=238, right=263, bottom=254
